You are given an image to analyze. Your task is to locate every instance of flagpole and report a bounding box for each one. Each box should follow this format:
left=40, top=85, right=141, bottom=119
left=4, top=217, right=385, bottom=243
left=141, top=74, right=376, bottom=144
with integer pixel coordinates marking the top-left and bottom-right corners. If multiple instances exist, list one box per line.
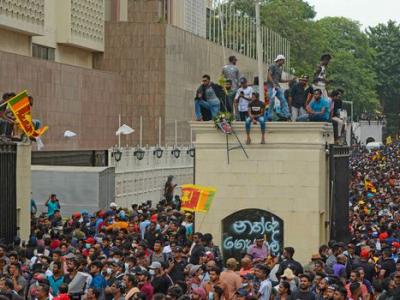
left=118, top=114, right=121, bottom=148
left=140, top=115, right=143, bottom=147
left=0, top=97, right=13, bottom=108
left=159, top=117, right=162, bottom=146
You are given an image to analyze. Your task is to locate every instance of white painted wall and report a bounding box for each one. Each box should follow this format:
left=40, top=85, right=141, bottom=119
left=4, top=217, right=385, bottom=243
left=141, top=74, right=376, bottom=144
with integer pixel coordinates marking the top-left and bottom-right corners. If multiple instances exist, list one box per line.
left=192, top=122, right=334, bottom=263
left=353, top=121, right=383, bottom=145
left=109, top=147, right=194, bottom=207
left=32, top=166, right=115, bottom=216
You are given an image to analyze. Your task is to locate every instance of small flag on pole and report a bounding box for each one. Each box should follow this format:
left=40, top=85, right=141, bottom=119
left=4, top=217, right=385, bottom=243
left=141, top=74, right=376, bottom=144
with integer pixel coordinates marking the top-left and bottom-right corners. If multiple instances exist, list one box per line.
left=116, top=124, right=134, bottom=136
left=181, top=184, right=217, bottom=212
left=64, top=130, right=77, bottom=138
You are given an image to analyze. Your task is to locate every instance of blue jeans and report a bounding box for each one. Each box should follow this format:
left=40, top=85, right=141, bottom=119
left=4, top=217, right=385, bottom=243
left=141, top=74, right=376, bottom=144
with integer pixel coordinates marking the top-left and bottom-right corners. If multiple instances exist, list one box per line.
left=296, top=114, right=328, bottom=122
left=267, top=87, right=290, bottom=120
left=245, top=116, right=266, bottom=133
left=195, top=100, right=220, bottom=120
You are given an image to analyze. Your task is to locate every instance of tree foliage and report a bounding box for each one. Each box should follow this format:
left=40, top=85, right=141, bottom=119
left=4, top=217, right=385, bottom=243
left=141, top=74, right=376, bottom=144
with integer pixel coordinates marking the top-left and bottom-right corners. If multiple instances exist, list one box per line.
left=367, top=21, right=400, bottom=134
left=316, top=17, right=379, bottom=116
left=226, top=0, right=394, bottom=120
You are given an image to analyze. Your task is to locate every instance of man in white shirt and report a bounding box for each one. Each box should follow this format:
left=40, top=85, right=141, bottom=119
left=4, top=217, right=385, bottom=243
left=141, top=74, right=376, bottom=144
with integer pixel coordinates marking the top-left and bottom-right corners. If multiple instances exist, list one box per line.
left=234, top=77, right=253, bottom=121
left=254, top=264, right=272, bottom=300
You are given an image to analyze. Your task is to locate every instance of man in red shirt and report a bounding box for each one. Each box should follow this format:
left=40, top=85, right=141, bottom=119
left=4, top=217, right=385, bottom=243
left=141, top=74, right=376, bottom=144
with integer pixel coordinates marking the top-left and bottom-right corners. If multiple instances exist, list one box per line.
left=137, top=270, right=154, bottom=300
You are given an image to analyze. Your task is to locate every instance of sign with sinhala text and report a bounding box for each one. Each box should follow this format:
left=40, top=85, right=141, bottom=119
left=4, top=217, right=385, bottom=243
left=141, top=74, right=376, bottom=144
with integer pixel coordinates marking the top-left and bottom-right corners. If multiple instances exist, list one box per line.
left=221, top=209, right=284, bottom=262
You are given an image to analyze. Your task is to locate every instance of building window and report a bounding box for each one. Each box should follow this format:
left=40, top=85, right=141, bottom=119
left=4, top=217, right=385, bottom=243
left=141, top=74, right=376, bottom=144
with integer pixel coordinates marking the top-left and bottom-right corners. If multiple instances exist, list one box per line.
left=32, top=44, right=55, bottom=61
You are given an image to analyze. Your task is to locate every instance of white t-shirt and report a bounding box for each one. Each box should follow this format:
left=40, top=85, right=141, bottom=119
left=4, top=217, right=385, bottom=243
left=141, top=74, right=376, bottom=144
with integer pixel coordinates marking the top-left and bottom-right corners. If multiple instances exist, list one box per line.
left=258, top=279, right=272, bottom=300
left=235, top=86, right=253, bottom=112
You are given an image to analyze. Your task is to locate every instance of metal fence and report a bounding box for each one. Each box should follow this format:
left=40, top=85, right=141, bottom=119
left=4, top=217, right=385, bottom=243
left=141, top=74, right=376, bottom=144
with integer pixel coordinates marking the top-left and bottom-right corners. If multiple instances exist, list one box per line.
left=207, top=1, right=290, bottom=72
left=0, top=142, right=17, bottom=244
left=159, top=0, right=290, bottom=72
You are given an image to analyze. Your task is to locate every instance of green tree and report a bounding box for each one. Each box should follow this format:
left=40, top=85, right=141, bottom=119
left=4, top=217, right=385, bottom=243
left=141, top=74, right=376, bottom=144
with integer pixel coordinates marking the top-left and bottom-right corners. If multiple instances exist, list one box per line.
left=316, top=17, right=379, bottom=117
left=367, top=21, right=400, bottom=134
left=227, top=0, right=322, bottom=75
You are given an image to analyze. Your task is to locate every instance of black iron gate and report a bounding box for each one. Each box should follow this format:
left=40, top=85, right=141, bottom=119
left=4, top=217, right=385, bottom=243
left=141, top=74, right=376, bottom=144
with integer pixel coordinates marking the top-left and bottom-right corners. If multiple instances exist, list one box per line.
left=329, top=145, right=350, bottom=242
left=0, top=142, right=17, bottom=244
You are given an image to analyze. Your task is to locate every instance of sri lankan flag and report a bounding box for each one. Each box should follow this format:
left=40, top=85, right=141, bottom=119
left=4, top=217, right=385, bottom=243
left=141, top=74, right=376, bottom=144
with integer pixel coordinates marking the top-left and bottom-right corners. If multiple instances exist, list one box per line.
left=364, top=179, right=376, bottom=193
left=7, top=91, right=48, bottom=138
left=181, top=184, right=217, bottom=212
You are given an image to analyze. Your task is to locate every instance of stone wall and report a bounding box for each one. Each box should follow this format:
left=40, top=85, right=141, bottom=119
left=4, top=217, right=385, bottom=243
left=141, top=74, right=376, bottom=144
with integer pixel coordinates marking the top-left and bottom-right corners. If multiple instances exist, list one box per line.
left=94, top=21, right=167, bottom=147
left=0, top=51, right=125, bottom=150
left=165, top=25, right=269, bottom=144
left=16, top=143, right=31, bottom=241
left=192, top=122, right=334, bottom=263
left=0, top=13, right=271, bottom=150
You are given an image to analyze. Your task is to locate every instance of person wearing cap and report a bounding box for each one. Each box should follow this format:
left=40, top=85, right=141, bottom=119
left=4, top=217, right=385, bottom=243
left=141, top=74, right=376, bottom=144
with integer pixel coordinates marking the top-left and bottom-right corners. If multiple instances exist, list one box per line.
left=222, top=55, right=240, bottom=90
left=280, top=268, right=298, bottom=294
left=245, top=92, right=266, bottom=145
left=150, top=261, right=172, bottom=294
left=353, top=249, right=375, bottom=282
left=194, top=74, right=224, bottom=121
left=167, top=246, right=187, bottom=284
left=266, top=54, right=290, bottom=121
left=289, top=75, right=313, bottom=122
left=313, top=54, right=331, bottom=98
left=234, top=77, right=253, bottom=121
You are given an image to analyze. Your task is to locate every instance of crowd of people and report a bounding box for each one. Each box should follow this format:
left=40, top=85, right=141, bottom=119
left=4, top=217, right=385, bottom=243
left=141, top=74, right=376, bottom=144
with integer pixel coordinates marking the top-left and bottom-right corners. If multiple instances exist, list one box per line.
left=194, top=54, right=346, bottom=145
left=0, top=141, right=399, bottom=299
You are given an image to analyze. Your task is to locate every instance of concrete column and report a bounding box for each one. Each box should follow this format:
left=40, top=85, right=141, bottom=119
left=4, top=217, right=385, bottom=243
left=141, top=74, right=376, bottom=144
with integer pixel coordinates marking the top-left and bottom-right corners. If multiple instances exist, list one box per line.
left=191, top=122, right=334, bottom=263
left=16, top=143, right=31, bottom=242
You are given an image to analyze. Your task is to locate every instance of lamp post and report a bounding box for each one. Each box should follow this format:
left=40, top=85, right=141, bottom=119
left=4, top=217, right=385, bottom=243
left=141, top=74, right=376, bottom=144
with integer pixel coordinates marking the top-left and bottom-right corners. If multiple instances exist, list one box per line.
left=134, top=148, right=145, bottom=160
left=255, top=0, right=265, bottom=102
left=112, top=149, right=122, bottom=162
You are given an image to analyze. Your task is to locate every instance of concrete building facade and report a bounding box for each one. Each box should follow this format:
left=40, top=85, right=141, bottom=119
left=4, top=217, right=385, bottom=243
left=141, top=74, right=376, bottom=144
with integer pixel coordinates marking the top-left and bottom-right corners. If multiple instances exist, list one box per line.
left=0, top=0, right=286, bottom=150
left=192, top=122, right=334, bottom=263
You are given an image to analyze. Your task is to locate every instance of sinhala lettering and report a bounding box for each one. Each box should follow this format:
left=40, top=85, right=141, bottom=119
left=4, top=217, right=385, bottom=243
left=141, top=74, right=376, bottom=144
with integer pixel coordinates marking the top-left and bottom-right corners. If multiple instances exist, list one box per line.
left=223, top=217, right=281, bottom=254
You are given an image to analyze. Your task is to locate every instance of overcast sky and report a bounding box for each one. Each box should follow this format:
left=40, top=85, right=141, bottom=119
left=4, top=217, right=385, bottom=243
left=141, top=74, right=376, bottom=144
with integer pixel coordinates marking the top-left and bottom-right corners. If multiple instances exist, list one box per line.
left=305, top=0, right=400, bottom=29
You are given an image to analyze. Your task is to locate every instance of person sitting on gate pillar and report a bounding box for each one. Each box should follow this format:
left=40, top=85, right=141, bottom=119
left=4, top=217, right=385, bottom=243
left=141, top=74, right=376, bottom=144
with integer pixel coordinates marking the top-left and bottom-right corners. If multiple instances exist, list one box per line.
left=330, top=90, right=345, bottom=143
left=297, top=89, right=330, bottom=122
left=245, top=92, right=266, bottom=145
left=194, top=74, right=224, bottom=121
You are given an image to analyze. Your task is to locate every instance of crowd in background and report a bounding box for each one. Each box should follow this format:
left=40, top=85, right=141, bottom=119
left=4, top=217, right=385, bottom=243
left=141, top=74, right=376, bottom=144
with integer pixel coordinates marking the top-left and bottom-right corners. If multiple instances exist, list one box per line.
left=0, top=141, right=399, bottom=299
left=194, top=54, right=346, bottom=145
